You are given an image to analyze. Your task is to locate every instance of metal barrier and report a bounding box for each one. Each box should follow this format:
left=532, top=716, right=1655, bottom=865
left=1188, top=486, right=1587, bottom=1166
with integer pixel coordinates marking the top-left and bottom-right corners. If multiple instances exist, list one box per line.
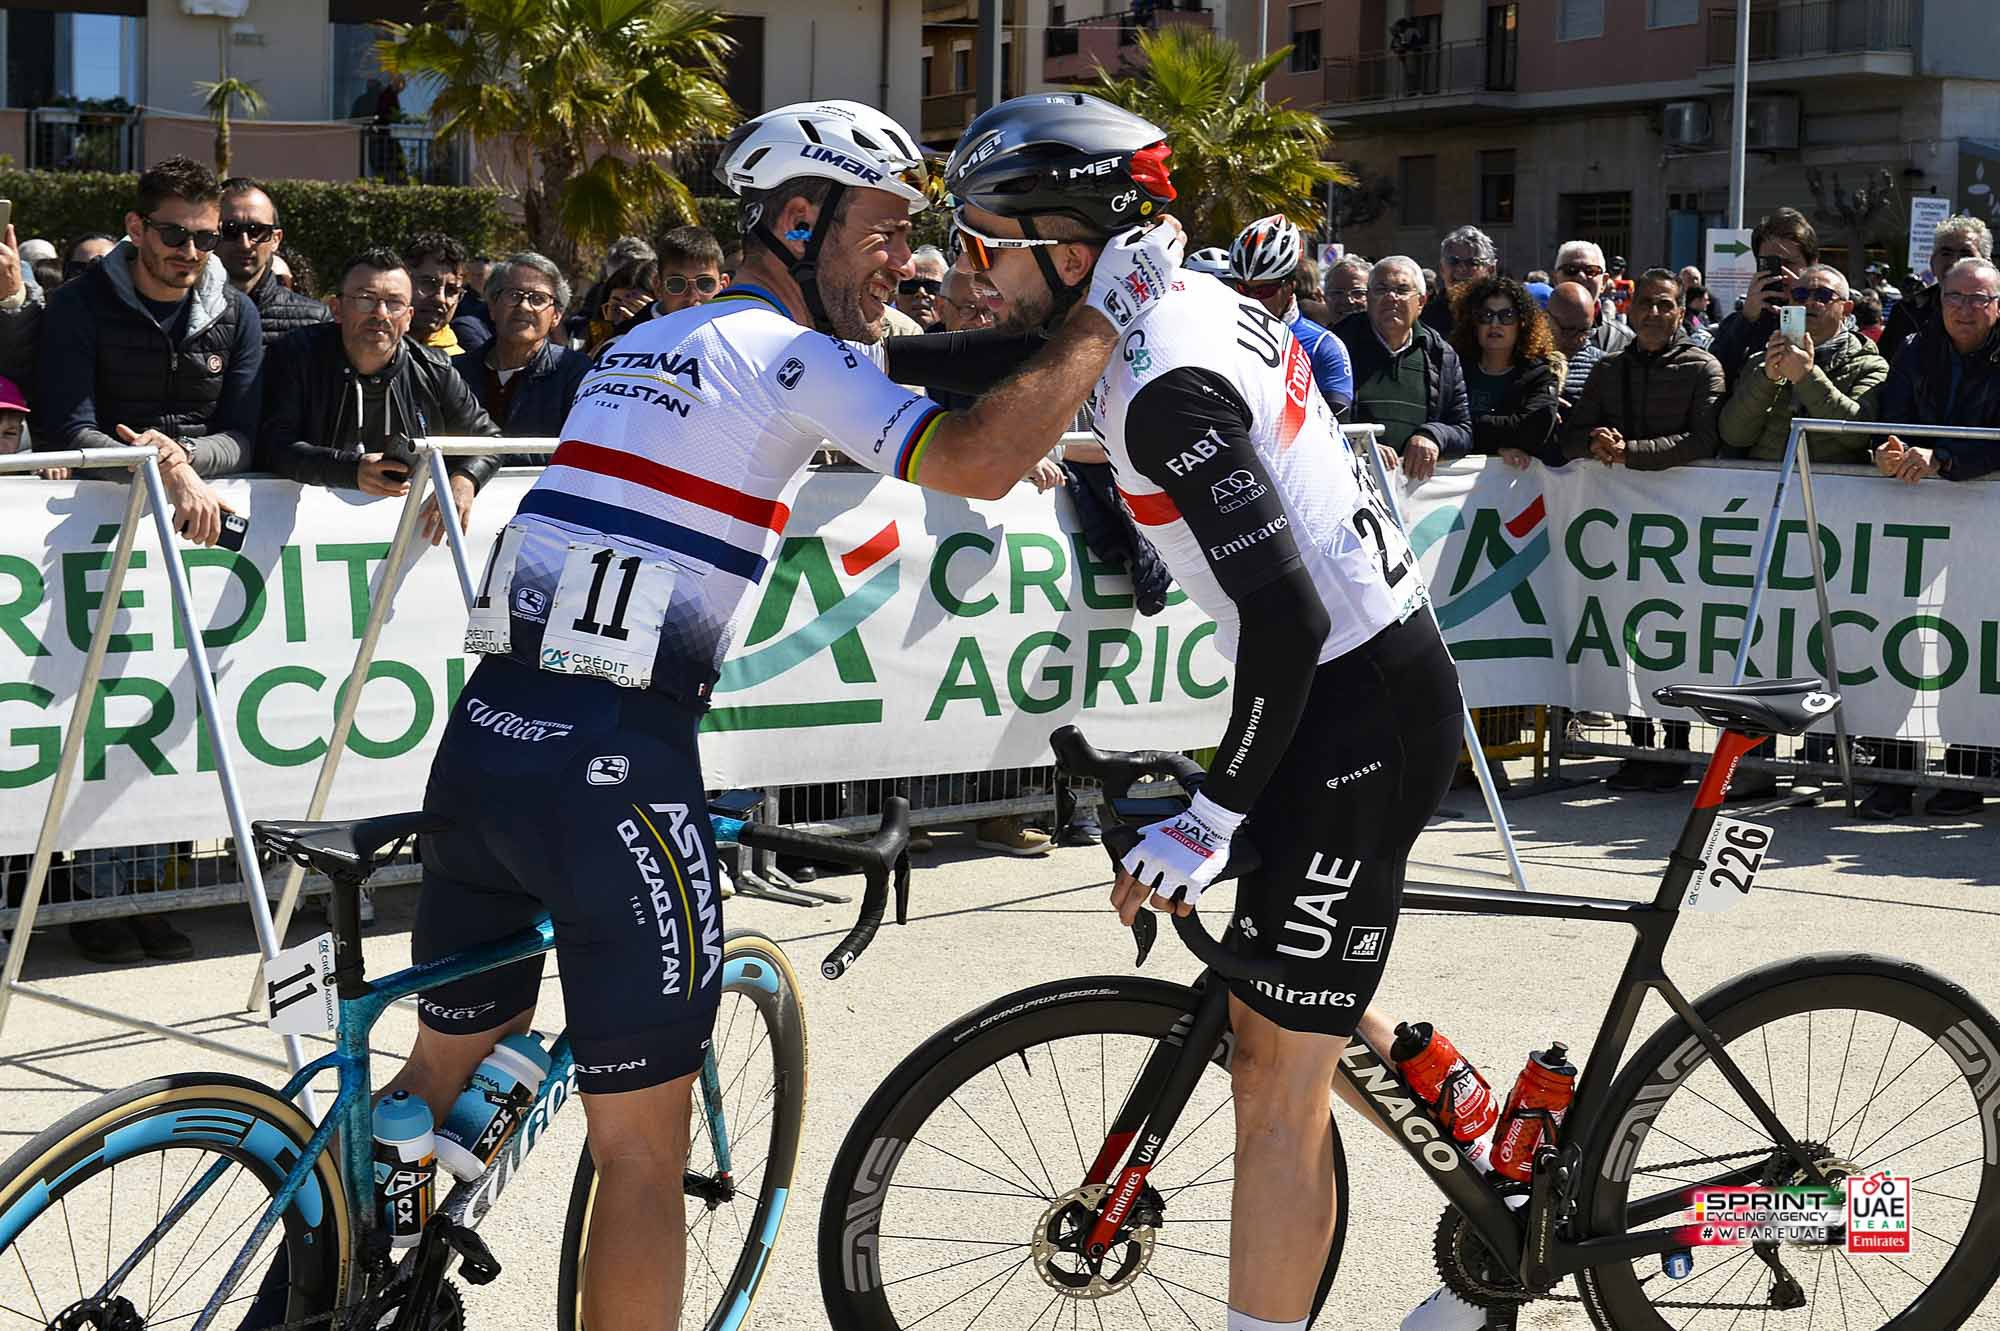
left=0, top=449, right=311, bottom=1086
left=1550, top=419, right=2000, bottom=811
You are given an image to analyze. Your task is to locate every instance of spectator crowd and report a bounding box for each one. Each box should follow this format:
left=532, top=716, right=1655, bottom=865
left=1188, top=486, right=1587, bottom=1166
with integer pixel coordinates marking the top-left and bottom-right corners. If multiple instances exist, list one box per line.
left=1, top=155, right=1994, bottom=962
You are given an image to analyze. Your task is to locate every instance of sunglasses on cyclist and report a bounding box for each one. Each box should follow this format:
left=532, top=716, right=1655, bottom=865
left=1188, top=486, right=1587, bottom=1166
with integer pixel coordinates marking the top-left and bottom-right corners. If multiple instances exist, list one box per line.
left=1790, top=286, right=1844, bottom=305
left=898, top=277, right=941, bottom=296
left=142, top=217, right=221, bottom=252
left=1232, top=279, right=1286, bottom=300
left=660, top=273, right=721, bottom=296
left=952, top=209, right=1062, bottom=273
left=218, top=220, right=276, bottom=245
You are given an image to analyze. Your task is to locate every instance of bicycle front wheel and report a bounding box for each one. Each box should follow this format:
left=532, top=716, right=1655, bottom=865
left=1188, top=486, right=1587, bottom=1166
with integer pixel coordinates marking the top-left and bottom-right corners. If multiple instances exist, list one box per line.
left=0, top=1072, right=350, bottom=1329
left=558, top=928, right=807, bottom=1331
left=1575, top=952, right=2000, bottom=1331
left=818, top=975, right=1347, bottom=1330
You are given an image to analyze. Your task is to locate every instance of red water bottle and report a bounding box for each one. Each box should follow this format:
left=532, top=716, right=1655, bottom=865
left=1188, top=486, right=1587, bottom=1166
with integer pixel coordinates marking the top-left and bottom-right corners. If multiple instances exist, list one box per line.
left=1392, top=1021, right=1500, bottom=1172
left=1491, top=1042, right=1578, bottom=1183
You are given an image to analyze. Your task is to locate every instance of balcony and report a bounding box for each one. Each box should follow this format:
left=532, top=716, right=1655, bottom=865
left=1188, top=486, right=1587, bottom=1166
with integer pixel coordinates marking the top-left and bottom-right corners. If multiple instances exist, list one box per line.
left=923, top=91, right=978, bottom=143
left=1043, top=5, right=1213, bottom=85
left=28, top=106, right=140, bottom=173
left=1316, top=39, right=1520, bottom=124
left=359, top=125, right=471, bottom=187
left=1700, top=0, right=1915, bottom=84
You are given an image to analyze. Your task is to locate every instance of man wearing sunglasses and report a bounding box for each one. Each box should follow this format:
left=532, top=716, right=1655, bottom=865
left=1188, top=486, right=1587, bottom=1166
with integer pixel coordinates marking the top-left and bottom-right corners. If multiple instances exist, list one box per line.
left=894, top=245, right=948, bottom=327
left=215, top=176, right=330, bottom=346
left=1719, top=264, right=1885, bottom=465
left=651, top=225, right=727, bottom=318
left=1551, top=239, right=1634, bottom=355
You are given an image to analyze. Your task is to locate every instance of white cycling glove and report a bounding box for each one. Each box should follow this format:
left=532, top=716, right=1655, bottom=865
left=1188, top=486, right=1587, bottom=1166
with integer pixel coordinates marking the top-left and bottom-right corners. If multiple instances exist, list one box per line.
left=1084, top=217, right=1187, bottom=332
left=1120, top=791, right=1245, bottom=910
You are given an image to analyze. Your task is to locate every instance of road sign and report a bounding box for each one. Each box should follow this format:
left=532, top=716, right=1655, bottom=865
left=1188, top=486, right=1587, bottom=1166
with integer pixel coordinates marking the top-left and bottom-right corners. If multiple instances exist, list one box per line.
left=1909, top=196, right=1951, bottom=283
left=1705, top=228, right=1755, bottom=313
left=1319, top=243, right=1344, bottom=272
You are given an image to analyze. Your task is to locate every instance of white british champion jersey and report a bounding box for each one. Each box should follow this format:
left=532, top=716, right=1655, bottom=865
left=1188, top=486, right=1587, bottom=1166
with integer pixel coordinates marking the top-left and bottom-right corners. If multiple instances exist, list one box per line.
left=1087, top=270, right=1424, bottom=663
left=464, top=284, right=945, bottom=699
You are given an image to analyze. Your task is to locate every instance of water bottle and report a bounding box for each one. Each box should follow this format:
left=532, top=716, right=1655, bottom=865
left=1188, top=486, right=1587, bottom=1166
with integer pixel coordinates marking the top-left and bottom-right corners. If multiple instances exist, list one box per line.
left=1491, top=1042, right=1579, bottom=1183
left=435, top=1032, right=553, bottom=1181
left=1391, top=1021, right=1500, bottom=1173
left=372, top=1090, right=435, bottom=1249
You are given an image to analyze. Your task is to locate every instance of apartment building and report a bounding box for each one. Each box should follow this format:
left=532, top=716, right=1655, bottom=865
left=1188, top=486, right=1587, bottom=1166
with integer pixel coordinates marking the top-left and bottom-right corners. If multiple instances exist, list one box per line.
left=0, top=0, right=924, bottom=184
left=1263, top=0, right=2000, bottom=278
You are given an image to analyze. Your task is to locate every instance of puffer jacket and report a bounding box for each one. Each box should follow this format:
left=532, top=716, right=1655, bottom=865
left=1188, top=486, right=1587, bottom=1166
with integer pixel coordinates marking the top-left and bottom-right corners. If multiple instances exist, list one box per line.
left=246, top=267, right=330, bottom=346
left=1874, top=322, right=2000, bottom=480
left=1558, top=335, right=1725, bottom=470
left=1718, top=330, right=1887, bottom=462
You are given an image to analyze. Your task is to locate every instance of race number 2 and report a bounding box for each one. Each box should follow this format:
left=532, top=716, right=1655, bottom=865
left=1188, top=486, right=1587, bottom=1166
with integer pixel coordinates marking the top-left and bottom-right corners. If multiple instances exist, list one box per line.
left=537, top=540, right=677, bottom=690
left=1685, top=816, right=1774, bottom=913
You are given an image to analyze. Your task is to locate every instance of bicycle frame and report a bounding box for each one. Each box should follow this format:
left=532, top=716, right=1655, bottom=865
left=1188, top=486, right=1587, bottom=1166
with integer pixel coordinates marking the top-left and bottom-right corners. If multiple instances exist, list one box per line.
left=1084, top=729, right=1832, bottom=1294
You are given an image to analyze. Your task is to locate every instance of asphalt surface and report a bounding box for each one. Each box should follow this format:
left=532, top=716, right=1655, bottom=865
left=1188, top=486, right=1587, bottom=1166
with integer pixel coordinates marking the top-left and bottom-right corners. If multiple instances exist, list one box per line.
left=3, top=756, right=1997, bottom=1329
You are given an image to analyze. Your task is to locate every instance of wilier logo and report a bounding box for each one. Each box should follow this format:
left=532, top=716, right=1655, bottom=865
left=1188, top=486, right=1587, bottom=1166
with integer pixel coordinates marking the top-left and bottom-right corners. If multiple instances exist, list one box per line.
left=1210, top=469, right=1267, bottom=515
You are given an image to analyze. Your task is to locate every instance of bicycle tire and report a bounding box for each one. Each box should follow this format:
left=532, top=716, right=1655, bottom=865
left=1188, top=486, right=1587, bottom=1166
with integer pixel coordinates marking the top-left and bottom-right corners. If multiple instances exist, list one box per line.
left=1573, top=952, right=2000, bottom=1331
left=817, top=974, right=1348, bottom=1330
left=0, top=1072, right=350, bottom=1328
left=557, top=929, right=808, bottom=1331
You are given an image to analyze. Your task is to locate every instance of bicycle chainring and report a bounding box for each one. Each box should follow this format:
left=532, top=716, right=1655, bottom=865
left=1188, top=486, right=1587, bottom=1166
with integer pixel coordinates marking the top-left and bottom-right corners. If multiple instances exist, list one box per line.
left=358, top=1277, right=465, bottom=1331
left=1031, top=1184, right=1157, bottom=1300
left=1433, top=1205, right=1533, bottom=1307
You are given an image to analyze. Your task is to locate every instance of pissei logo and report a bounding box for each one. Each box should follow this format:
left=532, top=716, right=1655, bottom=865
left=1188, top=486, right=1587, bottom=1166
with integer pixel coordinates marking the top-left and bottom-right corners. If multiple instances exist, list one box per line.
left=1406, top=493, right=1555, bottom=660
left=701, top=521, right=902, bottom=733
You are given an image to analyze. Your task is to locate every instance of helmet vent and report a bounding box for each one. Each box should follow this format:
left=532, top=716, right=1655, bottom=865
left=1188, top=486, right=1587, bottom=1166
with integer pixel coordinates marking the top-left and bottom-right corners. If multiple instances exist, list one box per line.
left=741, top=146, right=770, bottom=172
left=798, top=120, right=825, bottom=145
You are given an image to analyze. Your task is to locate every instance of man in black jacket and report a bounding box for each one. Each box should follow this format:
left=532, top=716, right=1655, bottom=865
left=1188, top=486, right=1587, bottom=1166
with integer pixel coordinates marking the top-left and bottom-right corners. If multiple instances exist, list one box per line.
left=455, top=250, right=589, bottom=454
left=1880, top=215, right=1990, bottom=364
left=259, top=248, right=499, bottom=546
left=216, top=177, right=330, bottom=345
left=1331, top=255, right=1472, bottom=483
left=1702, top=206, right=1817, bottom=389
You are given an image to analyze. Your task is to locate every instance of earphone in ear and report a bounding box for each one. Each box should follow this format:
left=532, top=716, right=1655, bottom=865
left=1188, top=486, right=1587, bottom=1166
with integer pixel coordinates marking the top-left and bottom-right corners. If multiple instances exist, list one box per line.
left=784, top=226, right=812, bottom=242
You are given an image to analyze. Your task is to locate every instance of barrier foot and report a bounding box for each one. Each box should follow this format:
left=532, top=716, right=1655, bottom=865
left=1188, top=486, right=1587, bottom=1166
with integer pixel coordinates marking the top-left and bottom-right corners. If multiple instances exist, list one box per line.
left=734, top=868, right=852, bottom=907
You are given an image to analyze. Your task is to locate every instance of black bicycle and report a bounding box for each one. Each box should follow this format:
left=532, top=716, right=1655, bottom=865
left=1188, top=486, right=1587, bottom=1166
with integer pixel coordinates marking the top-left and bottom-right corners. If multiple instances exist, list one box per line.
left=816, top=678, right=2000, bottom=1330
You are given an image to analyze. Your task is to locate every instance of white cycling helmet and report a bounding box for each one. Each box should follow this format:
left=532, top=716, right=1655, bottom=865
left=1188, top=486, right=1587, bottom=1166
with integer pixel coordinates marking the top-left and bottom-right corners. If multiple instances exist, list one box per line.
left=1230, top=214, right=1302, bottom=284
left=715, top=101, right=936, bottom=332
left=1184, top=246, right=1233, bottom=279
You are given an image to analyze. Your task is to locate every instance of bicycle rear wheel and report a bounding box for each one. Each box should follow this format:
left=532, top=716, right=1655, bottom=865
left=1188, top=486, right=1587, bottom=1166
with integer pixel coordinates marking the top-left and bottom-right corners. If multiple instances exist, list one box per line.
left=557, top=929, right=807, bottom=1331
left=818, top=975, right=1347, bottom=1330
left=1575, top=953, right=2000, bottom=1331
left=0, top=1073, right=349, bottom=1329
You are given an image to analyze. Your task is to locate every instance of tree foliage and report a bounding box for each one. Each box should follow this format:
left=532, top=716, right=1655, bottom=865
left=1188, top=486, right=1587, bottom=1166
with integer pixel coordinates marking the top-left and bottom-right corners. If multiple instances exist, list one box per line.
left=193, top=77, right=267, bottom=179
left=375, top=0, right=738, bottom=269
left=1089, top=26, right=1349, bottom=249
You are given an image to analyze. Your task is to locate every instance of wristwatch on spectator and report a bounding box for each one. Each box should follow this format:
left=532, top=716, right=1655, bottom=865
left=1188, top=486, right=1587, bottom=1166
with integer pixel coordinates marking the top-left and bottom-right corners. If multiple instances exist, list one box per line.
left=170, top=437, right=197, bottom=470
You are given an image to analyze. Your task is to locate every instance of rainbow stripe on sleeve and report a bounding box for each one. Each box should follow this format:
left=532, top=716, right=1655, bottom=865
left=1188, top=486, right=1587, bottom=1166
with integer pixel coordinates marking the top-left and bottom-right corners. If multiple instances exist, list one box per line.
left=894, top=404, right=947, bottom=482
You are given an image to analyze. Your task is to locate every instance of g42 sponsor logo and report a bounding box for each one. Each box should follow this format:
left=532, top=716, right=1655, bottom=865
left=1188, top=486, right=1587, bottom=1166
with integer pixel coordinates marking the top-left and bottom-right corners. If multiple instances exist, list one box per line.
left=1122, top=328, right=1153, bottom=377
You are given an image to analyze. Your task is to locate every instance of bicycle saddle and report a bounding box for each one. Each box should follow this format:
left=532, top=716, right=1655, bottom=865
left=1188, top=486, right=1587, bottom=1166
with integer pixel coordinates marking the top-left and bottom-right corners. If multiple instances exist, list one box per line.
left=1653, top=678, right=1839, bottom=737
left=253, top=812, right=448, bottom=881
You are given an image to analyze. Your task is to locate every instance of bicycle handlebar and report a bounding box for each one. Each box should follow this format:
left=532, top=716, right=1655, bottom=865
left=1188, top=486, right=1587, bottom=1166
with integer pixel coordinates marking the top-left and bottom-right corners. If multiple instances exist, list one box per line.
left=721, top=797, right=913, bottom=980
left=1050, top=726, right=1285, bottom=986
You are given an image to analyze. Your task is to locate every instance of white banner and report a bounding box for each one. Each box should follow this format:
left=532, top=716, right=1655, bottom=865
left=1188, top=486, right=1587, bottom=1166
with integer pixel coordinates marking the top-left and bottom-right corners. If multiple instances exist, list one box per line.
left=1, top=458, right=1992, bottom=853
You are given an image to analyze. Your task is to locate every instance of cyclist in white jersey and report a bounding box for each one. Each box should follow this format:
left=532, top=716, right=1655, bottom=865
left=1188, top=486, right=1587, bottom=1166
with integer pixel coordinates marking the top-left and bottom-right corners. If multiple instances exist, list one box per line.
left=915, top=93, right=1467, bottom=1331
left=385, top=99, right=1185, bottom=1331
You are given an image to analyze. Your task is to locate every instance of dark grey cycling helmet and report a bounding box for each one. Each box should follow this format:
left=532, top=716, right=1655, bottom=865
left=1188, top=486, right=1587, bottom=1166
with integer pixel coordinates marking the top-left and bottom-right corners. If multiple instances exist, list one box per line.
left=944, top=92, right=1175, bottom=238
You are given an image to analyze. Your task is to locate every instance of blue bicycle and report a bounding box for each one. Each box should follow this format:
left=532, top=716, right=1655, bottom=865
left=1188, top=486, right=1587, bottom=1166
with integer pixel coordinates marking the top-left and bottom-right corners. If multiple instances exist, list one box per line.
left=0, top=799, right=912, bottom=1331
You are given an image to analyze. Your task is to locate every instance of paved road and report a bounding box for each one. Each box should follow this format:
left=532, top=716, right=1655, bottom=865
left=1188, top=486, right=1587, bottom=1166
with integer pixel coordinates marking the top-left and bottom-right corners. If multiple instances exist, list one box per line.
left=4, top=760, right=1997, bottom=1328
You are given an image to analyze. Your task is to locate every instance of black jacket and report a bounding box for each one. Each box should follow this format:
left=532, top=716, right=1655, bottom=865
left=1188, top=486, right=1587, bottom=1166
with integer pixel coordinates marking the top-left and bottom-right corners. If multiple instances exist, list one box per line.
left=257, top=323, right=499, bottom=490
left=1705, top=307, right=1779, bottom=389
left=1879, top=283, right=1937, bottom=365
left=246, top=267, right=330, bottom=346
left=454, top=336, right=590, bottom=443
left=1330, top=311, right=1474, bottom=454
left=1466, top=358, right=1563, bottom=465
left=1876, top=323, right=2000, bottom=481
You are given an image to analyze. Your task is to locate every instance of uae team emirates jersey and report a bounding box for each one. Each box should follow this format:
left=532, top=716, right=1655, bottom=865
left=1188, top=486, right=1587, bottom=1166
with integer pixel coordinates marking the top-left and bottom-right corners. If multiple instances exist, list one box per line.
left=464, top=284, right=947, bottom=702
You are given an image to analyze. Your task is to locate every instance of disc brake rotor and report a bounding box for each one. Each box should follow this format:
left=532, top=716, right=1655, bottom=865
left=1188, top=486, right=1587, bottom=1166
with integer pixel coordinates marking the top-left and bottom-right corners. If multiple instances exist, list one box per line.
left=1031, top=1183, right=1157, bottom=1299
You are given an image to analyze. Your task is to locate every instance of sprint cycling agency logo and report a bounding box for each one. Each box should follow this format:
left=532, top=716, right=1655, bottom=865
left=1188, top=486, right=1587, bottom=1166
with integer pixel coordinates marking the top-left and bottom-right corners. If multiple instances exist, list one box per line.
left=1404, top=490, right=1553, bottom=659
left=704, top=520, right=903, bottom=733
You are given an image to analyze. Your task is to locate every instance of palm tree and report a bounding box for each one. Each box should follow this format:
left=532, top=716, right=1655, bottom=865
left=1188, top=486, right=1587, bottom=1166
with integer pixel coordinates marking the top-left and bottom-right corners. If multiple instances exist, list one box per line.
left=1090, top=26, right=1350, bottom=250
left=376, top=0, right=738, bottom=271
left=193, top=76, right=267, bottom=178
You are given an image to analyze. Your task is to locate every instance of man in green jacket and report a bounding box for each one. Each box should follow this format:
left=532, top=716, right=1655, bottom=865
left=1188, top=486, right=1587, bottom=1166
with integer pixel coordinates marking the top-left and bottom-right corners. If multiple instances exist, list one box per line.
left=1719, top=264, right=1887, bottom=462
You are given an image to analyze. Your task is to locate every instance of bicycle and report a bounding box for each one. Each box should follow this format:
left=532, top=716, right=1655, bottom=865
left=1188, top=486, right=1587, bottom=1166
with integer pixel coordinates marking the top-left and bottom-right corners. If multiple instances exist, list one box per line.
left=0, top=797, right=914, bottom=1331
left=817, top=678, right=2000, bottom=1330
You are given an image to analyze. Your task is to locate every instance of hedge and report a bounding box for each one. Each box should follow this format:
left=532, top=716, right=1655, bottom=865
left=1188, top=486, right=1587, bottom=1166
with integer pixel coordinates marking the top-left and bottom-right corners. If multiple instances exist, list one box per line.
left=0, top=169, right=511, bottom=299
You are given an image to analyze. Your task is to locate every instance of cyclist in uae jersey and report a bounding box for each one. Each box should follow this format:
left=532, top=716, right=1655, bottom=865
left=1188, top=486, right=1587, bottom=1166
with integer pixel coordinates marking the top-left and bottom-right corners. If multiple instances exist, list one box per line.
left=1230, top=213, right=1354, bottom=416
left=381, top=98, right=1185, bottom=1331
left=929, top=93, right=1464, bottom=1331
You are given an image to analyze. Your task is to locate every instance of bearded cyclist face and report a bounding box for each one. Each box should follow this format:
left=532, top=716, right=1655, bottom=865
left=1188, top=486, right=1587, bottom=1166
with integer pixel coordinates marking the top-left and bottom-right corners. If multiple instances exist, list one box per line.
left=953, top=203, right=1099, bottom=336
left=810, top=188, right=918, bottom=344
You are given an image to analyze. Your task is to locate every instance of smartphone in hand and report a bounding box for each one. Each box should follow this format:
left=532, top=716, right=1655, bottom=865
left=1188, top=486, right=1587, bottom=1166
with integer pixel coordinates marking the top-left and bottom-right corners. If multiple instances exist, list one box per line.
left=1778, top=305, right=1807, bottom=346
left=379, top=433, right=420, bottom=481
left=217, top=510, right=249, bottom=552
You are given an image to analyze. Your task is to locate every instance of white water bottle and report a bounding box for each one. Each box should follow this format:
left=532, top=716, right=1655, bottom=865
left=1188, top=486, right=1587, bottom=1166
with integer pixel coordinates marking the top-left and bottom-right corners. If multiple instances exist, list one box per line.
left=435, top=1032, right=552, bottom=1181
left=371, top=1090, right=435, bottom=1249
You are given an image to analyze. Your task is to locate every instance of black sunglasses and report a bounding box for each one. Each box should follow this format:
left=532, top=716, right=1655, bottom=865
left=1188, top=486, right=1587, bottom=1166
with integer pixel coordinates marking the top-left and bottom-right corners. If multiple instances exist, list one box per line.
left=219, top=220, right=276, bottom=244
left=142, top=217, right=220, bottom=252
left=660, top=273, right=721, bottom=296
left=898, top=277, right=941, bottom=296
left=1790, top=286, right=1844, bottom=305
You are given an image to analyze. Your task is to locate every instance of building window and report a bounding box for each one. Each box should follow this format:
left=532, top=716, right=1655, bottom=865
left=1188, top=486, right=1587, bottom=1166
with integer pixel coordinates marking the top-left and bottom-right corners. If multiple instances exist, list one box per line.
left=2, top=8, right=146, bottom=110
left=1480, top=150, right=1516, bottom=225
left=1289, top=4, right=1322, bottom=73
left=1558, top=0, right=1605, bottom=41
left=922, top=53, right=934, bottom=95
left=332, top=22, right=442, bottom=121
left=1400, top=155, right=1438, bottom=228
left=1485, top=4, right=1518, bottom=90
left=953, top=47, right=971, bottom=90
left=1560, top=191, right=1633, bottom=265
left=1647, top=0, right=1698, bottom=27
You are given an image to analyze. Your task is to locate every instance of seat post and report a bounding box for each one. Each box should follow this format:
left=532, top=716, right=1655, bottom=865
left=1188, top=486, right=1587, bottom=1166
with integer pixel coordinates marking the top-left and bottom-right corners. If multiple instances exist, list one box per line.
left=327, top=874, right=370, bottom=998
left=1653, top=729, right=1766, bottom=910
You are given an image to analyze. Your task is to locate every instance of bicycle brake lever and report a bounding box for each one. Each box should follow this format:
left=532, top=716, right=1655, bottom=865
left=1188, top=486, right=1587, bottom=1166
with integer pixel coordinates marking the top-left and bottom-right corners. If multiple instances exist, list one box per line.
left=893, top=853, right=911, bottom=926
left=1132, top=911, right=1156, bottom=967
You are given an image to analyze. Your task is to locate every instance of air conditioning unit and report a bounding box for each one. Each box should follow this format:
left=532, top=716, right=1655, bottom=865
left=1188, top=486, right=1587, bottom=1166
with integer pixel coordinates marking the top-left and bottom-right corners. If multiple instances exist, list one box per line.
left=1663, top=100, right=1714, bottom=148
left=1744, top=95, right=1801, bottom=151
